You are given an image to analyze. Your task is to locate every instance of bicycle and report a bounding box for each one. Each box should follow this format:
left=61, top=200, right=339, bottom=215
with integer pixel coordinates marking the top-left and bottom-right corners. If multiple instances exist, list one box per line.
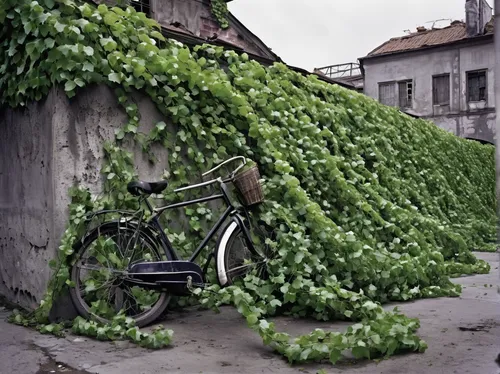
left=69, top=156, right=270, bottom=327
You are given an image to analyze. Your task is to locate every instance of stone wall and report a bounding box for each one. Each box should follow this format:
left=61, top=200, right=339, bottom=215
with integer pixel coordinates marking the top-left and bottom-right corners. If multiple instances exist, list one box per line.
left=0, top=85, right=169, bottom=309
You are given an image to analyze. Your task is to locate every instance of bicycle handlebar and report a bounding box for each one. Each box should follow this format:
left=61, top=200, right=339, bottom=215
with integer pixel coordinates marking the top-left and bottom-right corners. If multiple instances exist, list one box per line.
left=173, top=156, right=247, bottom=193
left=202, top=156, right=246, bottom=178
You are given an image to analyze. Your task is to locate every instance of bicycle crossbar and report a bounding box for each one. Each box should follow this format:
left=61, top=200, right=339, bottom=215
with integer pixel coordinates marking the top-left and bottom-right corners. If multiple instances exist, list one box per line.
left=173, top=177, right=221, bottom=193
left=153, top=194, right=224, bottom=214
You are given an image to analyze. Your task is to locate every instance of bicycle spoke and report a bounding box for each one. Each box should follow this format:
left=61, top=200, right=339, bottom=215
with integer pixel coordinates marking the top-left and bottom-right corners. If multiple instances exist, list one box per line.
left=78, top=263, right=125, bottom=274
left=121, top=285, right=141, bottom=315
left=226, top=261, right=264, bottom=275
left=72, top=223, right=169, bottom=325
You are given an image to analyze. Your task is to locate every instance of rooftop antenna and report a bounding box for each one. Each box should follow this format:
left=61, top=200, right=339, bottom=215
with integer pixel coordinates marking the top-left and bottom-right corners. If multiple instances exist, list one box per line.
left=403, top=29, right=411, bottom=35
left=425, top=18, right=453, bottom=29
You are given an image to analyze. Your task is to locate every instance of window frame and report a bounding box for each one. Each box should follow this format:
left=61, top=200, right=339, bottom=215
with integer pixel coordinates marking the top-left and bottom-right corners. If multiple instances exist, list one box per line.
left=378, top=81, right=397, bottom=107
left=397, top=79, right=413, bottom=109
left=432, top=73, right=451, bottom=106
left=130, top=0, right=151, bottom=16
left=466, top=69, right=488, bottom=103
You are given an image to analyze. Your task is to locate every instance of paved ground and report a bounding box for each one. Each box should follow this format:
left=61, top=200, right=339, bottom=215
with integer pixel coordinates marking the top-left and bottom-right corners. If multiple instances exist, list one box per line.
left=0, top=252, right=499, bottom=374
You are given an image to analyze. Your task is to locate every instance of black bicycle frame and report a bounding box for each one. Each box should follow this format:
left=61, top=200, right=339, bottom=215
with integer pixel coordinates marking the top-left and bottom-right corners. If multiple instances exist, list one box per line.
left=144, top=181, right=257, bottom=266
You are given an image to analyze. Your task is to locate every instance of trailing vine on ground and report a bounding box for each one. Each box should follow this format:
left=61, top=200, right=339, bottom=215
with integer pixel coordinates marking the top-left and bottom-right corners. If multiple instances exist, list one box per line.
left=1, top=0, right=496, bottom=364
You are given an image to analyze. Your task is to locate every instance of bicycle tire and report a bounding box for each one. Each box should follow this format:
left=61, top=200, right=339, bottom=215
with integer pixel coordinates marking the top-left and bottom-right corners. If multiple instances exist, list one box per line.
left=69, top=222, right=171, bottom=328
left=215, top=221, right=267, bottom=287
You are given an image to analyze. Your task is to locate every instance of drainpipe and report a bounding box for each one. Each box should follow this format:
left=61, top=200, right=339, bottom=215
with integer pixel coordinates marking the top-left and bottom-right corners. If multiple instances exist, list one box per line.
left=495, top=0, right=500, bottom=287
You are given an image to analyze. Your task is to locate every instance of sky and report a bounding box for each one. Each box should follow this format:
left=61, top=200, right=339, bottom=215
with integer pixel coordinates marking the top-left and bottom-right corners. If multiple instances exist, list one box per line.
left=228, top=0, right=483, bottom=71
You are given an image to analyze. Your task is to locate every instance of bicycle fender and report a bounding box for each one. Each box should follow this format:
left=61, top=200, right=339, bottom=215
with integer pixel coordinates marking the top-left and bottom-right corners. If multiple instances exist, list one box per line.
left=215, top=218, right=242, bottom=287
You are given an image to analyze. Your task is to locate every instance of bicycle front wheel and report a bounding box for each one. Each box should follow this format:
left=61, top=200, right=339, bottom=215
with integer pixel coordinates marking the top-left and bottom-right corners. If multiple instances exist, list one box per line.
left=69, top=222, right=171, bottom=328
left=215, top=221, right=268, bottom=287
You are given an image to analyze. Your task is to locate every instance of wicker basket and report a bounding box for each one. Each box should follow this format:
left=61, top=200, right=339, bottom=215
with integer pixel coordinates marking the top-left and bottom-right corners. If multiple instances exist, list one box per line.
left=234, top=165, right=264, bottom=206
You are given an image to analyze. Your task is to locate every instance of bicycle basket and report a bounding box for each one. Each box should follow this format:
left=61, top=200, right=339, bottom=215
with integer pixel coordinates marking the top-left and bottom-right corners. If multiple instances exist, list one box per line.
left=233, top=165, right=264, bottom=206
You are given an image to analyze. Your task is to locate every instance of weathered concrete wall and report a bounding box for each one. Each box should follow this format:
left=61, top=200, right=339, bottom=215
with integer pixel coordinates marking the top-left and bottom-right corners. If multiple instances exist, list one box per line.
left=50, top=85, right=169, bottom=242
left=91, top=0, right=276, bottom=61
left=363, top=48, right=461, bottom=116
left=153, top=0, right=274, bottom=59
left=0, top=96, right=56, bottom=309
left=363, top=39, right=496, bottom=143
left=432, top=112, right=496, bottom=143
left=459, top=43, right=496, bottom=111
left=0, top=85, right=169, bottom=309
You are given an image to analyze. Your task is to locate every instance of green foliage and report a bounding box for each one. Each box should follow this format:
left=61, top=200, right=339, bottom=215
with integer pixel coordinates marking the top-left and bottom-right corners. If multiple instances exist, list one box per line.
left=210, top=0, right=229, bottom=29
left=72, top=313, right=173, bottom=348
left=1, top=0, right=496, bottom=365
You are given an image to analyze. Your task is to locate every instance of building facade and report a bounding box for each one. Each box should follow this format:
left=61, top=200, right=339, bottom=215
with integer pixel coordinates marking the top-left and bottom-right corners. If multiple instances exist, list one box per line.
left=91, top=0, right=279, bottom=63
left=359, top=0, right=495, bottom=144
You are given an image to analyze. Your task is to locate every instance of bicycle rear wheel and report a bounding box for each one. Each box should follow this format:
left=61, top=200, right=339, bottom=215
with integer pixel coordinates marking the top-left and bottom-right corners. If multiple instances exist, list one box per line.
left=69, top=222, right=171, bottom=328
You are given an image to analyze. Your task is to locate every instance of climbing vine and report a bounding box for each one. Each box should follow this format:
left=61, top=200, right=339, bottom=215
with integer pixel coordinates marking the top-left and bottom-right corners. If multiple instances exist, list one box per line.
left=210, top=0, right=229, bottom=29
left=1, top=0, right=496, bottom=365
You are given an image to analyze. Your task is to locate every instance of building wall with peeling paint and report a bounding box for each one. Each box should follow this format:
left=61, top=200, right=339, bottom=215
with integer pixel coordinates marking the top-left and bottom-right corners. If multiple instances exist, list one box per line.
left=363, top=39, right=496, bottom=144
left=0, top=85, right=169, bottom=310
left=89, top=0, right=278, bottom=62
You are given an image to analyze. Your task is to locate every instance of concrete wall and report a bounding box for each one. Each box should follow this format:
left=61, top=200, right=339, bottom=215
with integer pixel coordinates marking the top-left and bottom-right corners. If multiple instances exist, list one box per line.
left=0, top=85, right=169, bottom=309
left=432, top=112, right=496, bottom=143
left=459, top=43, right=496, bottom=111
left=0, top=97, right=56, bottom=309
left=363, top=39, right=496, bottom=143
left=152, top=0, right=274, bottom=59
left=364, top=48, right=461, bottom=116
left=90, top=0, right=276, bottom=61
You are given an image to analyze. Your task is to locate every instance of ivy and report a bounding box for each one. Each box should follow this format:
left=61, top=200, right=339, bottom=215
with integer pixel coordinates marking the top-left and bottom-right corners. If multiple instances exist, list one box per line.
left=210, top=0, right=229, bottom=29
left=0, top=0, right=496, bottom=365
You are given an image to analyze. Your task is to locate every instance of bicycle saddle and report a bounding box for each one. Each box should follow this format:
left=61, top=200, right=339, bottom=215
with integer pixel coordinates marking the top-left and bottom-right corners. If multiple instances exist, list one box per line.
left=127, top=180, right=169, bottom=196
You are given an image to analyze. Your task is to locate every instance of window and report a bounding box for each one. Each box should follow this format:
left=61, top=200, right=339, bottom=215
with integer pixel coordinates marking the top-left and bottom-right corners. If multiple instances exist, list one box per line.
left=398, top=80, right=413, bottom=108
left=467, top=70, right=487, bottom=102
left=432, top=74, right=450, bottom=106
left=378, top=82, right=396, bottom=106
left=131, top=0, right=151, bottom=16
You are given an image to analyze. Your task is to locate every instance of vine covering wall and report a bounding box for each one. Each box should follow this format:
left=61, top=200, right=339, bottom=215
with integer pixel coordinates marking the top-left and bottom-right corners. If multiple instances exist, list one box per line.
left=210, top=0, right=229, bottom=29
left=0, top=0, right=496, bottom=364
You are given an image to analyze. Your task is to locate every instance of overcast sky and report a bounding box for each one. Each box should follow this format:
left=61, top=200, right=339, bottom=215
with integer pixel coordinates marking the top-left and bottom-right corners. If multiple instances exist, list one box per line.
left=228, top=0, right=483, bottom=70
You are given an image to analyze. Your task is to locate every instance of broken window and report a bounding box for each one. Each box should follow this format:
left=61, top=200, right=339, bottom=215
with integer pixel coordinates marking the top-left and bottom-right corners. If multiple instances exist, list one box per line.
left=130, top=0, right=151, bottom=16
left=467, top=70, right=487, bottom=102
left=378, top=82, right=396, bottom=107
left=432, top=74, right=450, bottom=106
left=398, top=80, right=413, bottom=108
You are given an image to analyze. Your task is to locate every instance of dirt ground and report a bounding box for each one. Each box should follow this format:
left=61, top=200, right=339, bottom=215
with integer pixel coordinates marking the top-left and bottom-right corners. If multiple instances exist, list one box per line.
left=0, top=252, right=499, bottom=374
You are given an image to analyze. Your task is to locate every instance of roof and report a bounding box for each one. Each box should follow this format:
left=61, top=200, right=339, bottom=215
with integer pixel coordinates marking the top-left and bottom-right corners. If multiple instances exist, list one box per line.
left=160, top=11, right=281, bottom=65
left=313, top=69, right=362, bottom=90
left=363, top=20, right=493, bottom=58
left=332, top=74, right=364, bottom=90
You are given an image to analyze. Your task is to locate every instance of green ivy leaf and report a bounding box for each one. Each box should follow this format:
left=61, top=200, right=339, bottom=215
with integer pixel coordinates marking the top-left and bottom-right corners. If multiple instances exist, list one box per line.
left=352, top=346, right=370, bottom=359
left=329, top=349, right=342, bottom=364
left=64, top=80, right=76, bottom=92
left=54, top=21, right=66, bottom=33
left=83, top=46, right=94, bottom=56
left=108, top=73, right=121, bottom=83
left=44, top=0, right=55, bottom=8
left=246, top=314, right=258, bottom=325
left=82, top=62, right=94, bottom=72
